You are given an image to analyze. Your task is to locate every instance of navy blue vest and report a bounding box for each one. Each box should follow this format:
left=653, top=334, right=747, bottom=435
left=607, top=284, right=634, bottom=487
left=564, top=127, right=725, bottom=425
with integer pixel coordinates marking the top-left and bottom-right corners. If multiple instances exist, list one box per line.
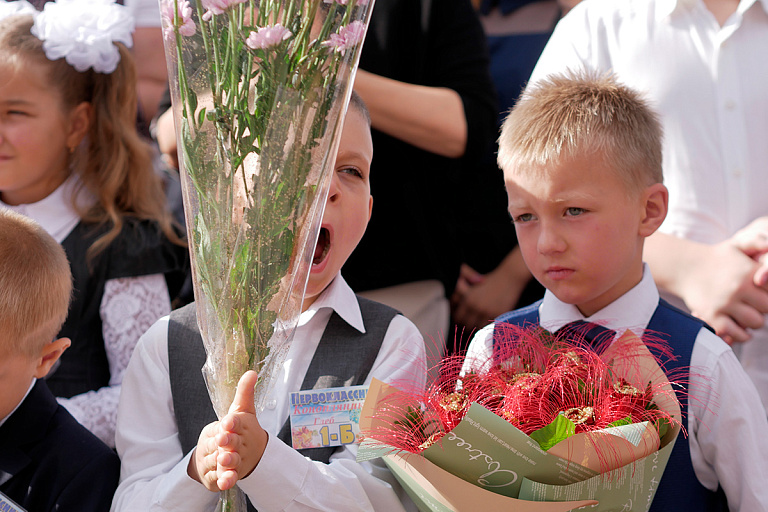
left=494, top=299, right=728, bottom=512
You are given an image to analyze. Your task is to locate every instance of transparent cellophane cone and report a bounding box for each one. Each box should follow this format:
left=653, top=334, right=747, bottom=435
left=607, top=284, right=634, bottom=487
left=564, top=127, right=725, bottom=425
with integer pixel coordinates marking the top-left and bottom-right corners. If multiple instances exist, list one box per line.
left=161, top=1, right=376, bottom=509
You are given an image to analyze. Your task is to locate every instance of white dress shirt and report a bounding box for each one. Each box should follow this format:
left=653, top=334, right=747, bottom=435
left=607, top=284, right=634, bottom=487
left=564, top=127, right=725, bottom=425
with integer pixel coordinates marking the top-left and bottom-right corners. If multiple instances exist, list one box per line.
left=463, top=266, right=768, bottom=511
left=527, top=0, right=768, bottom=412
left=111, top=274, right=426, bottom=512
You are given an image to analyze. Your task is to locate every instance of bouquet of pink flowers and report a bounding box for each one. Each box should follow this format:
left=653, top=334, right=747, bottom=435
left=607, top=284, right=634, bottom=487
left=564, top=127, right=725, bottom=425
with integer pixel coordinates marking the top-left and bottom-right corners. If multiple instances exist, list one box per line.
left=358, top=325, right=685, bottom=511
left=159, top=0, right=374, bottom=509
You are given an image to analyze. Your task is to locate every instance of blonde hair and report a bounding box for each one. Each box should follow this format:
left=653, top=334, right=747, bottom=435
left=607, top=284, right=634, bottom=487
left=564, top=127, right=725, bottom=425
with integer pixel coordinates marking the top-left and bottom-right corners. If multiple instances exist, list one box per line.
left=0, top=15, right=184, bottom=261
left=498, top=70, right=663, bottom=195
left=0, top=210, right=73, bottom=357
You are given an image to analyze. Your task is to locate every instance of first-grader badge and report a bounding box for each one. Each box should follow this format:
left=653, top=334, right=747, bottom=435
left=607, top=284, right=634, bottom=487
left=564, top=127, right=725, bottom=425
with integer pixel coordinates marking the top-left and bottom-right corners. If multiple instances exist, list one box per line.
left=289, top=385, right=368, bottom=449
left=0, top=490, right=26, bottom=512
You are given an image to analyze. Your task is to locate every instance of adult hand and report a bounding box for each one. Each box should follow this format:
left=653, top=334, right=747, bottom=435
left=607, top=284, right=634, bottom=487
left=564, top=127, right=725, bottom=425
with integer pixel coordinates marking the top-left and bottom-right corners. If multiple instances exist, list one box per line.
left=730, top=216, right=768, bottom=287
left=646, top=228, right=768, bottom=345
left=451, top=248, right=534, bottom=331
left=155, top=107, right=179, bottom=170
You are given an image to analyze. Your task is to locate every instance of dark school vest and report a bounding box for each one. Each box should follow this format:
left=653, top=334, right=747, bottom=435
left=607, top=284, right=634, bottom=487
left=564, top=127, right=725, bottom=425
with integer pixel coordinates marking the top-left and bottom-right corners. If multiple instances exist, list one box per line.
left=167, top=298, right=398, bottom=511
left=47, top=219, right=187, bottom=398
left=493, top=299, right=728, bottom=512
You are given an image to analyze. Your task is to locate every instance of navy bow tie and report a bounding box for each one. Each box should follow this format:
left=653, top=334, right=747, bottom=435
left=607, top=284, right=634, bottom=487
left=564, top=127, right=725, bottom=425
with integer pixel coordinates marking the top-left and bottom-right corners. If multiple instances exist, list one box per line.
left=555, top=320, right=617, bottom=349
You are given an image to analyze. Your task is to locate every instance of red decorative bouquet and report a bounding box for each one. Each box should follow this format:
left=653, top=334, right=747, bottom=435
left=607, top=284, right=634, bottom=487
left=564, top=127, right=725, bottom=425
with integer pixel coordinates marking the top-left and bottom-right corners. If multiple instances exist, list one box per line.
left=358, top=324, right=685, bottom=511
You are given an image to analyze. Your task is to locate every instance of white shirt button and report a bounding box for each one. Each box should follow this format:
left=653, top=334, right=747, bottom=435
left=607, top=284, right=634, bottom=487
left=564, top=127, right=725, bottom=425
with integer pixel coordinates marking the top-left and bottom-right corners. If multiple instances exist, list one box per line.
left=266, top=399, right=277, bottom=409
left=724, top=99, right=736, bottom=110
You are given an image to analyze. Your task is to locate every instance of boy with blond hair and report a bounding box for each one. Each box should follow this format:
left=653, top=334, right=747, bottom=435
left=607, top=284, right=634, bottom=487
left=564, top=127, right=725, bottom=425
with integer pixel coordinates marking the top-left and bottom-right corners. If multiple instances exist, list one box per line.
left=0, top=209, right=119, bottom=511
left=463, top=71, right=768, bottom=511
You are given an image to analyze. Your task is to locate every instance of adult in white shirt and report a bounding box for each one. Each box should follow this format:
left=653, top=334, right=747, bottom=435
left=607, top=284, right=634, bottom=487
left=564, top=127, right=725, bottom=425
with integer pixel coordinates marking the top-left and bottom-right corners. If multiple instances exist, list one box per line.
left=528, top=0, right=768, bottom=410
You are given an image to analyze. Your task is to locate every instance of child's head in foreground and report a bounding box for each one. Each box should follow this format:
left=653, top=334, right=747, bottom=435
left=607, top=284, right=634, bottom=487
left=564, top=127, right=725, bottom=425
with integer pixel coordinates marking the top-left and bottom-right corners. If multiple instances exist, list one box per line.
left=302, top=92, right=373, bottom=310
left=0, top=209, right=72, bottom=418
left=498, top=70, right=668, bottom=317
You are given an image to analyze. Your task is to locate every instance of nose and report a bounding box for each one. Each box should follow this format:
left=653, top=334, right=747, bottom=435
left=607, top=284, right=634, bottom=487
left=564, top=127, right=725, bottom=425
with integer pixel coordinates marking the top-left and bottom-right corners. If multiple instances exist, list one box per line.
left=327, top=172, right=341, bottom=204
left=537, top=222, right=566, bottom=255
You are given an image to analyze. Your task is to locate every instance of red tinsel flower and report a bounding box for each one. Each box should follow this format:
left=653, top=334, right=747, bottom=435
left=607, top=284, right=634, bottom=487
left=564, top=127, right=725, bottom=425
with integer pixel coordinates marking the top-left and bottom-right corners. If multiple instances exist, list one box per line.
left=365, top=323, right=683, bottom=457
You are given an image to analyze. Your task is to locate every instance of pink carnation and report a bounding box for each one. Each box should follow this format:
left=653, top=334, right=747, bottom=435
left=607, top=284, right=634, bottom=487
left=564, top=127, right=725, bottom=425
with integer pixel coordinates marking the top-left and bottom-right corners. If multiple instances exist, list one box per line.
left=201, top=0, right=247, bottom=21
left=322, top=21, right=365, bottom=56
left=161, top=0, right=196, bottom=39
left=245, top=24, right=292, bottom=50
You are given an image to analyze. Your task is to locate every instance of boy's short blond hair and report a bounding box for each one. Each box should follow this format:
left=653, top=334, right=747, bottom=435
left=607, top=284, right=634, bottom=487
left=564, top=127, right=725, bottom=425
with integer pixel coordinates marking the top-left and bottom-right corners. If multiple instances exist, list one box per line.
left=498, top=70, right=663, bottom=194
left=0, top=210, right=72, bottom=357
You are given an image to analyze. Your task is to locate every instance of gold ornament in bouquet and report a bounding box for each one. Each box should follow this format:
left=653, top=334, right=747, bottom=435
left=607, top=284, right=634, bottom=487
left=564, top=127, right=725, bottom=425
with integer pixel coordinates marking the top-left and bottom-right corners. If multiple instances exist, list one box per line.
left=160, top=0, right=373, bottom=509
left=358, top=325, right=686, bottom=511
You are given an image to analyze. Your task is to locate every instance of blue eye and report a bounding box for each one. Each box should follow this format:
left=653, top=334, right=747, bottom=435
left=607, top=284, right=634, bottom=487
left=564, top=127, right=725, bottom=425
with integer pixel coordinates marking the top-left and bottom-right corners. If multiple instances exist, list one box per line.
left=339, top=166, right=363, bottom=178
left=513, top=213, right=535, bottom=223
left=566, top=207, right=585, bottom=217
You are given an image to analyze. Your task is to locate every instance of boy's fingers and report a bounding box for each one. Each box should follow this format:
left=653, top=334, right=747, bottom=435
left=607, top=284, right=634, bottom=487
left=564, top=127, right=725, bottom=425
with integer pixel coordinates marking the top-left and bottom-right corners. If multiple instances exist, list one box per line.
left=215, top=428, right=241, bottom=450
left=228, top=370, right=259, bottom=415
left=217, top=449, right=241, bottom=470
left=217, top=469, right=239, bottom=491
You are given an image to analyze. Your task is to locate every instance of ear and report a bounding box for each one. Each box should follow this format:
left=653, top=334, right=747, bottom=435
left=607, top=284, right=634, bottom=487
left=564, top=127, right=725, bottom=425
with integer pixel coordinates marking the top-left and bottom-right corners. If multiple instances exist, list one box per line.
left=65, top=101, right=92, bottom=152
left=34, top=337, right=71, bottom=379
left=367, top=195, right=373, bottom=221
left=638, top=183, right=668, bottom=237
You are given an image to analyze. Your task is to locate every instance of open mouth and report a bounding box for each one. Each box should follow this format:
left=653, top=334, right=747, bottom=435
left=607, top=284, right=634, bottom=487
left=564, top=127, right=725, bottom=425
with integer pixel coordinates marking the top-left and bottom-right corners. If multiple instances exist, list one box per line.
left=313, top=227, right=331, bottom=265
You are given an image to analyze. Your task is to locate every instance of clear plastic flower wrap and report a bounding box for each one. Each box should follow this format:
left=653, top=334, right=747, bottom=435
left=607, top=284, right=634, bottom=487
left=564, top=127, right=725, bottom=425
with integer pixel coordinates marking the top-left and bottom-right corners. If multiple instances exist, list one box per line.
left=159, top=0, right=374, bottom=509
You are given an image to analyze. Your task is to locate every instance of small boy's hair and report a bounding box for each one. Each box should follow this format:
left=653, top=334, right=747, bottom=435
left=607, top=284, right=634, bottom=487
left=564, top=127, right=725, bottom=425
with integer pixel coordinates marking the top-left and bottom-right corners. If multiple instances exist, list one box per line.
left=0, top=210, right=72, bottom=357
left=498, top=70, right=663, bottom=194
left=348, top=90, right=371, bottom=126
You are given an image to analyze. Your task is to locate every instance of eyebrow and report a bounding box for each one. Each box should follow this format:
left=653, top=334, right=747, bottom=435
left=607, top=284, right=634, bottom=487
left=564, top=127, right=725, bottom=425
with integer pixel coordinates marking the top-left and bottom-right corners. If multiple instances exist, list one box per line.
left=1, top=99, right=35, bottom=106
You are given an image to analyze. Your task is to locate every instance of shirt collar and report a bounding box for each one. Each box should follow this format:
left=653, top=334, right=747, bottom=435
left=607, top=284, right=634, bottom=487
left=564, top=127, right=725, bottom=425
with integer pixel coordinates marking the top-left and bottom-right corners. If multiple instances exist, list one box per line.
left=301, top=273, right=365, bottom=334
left=0, top=379, right=36, bottom=429
left=0, top=174, right=85, bottom=243
left=539, top=263, right=659, bottom=336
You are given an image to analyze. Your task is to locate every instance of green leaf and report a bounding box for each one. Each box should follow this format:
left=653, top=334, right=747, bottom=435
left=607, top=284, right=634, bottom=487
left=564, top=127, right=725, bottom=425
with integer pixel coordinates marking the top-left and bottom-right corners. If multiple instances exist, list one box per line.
left=655, top=417, right=671, bottom=440
left=607, top=416, right=633, bottom=428
left=196, top=106, right=207, bottom=127
left=529, top=414, right=576, bottom=451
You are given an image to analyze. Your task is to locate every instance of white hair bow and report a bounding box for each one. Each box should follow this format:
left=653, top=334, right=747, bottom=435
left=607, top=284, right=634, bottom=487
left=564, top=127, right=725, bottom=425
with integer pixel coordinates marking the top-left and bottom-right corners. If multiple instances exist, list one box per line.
left=31, top=0, right=135, bottom=74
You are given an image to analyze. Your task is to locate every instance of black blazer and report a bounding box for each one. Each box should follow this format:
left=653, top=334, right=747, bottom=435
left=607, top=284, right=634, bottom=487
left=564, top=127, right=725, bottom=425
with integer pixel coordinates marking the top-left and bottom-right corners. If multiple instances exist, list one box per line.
left=0, top=380, right=119, bottom=511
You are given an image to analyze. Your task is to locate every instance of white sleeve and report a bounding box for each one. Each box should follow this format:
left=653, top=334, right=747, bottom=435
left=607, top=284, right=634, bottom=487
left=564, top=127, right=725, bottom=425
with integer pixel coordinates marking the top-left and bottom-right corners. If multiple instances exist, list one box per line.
left=460, top=323, right=496, bottom=377
left=238, top=314, right=426, bottom=512
left=111, top=317, right=219, bottom=512
left=688, top=330, right=768, bottom=512
left=58, top=274, right=171, bottom=448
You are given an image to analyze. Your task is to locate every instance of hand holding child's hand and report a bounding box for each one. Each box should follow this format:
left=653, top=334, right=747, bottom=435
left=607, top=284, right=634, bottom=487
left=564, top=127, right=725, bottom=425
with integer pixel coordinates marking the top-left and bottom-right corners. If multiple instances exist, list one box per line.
left=730, top=216, right=768, bottom=287
left=682, top=240, right=768, bottom=344
left=452, top=264, right=523, bottom=331
left=188, top=371, right=268, bottom=491
left=451, top=248, right=535, bottom=331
